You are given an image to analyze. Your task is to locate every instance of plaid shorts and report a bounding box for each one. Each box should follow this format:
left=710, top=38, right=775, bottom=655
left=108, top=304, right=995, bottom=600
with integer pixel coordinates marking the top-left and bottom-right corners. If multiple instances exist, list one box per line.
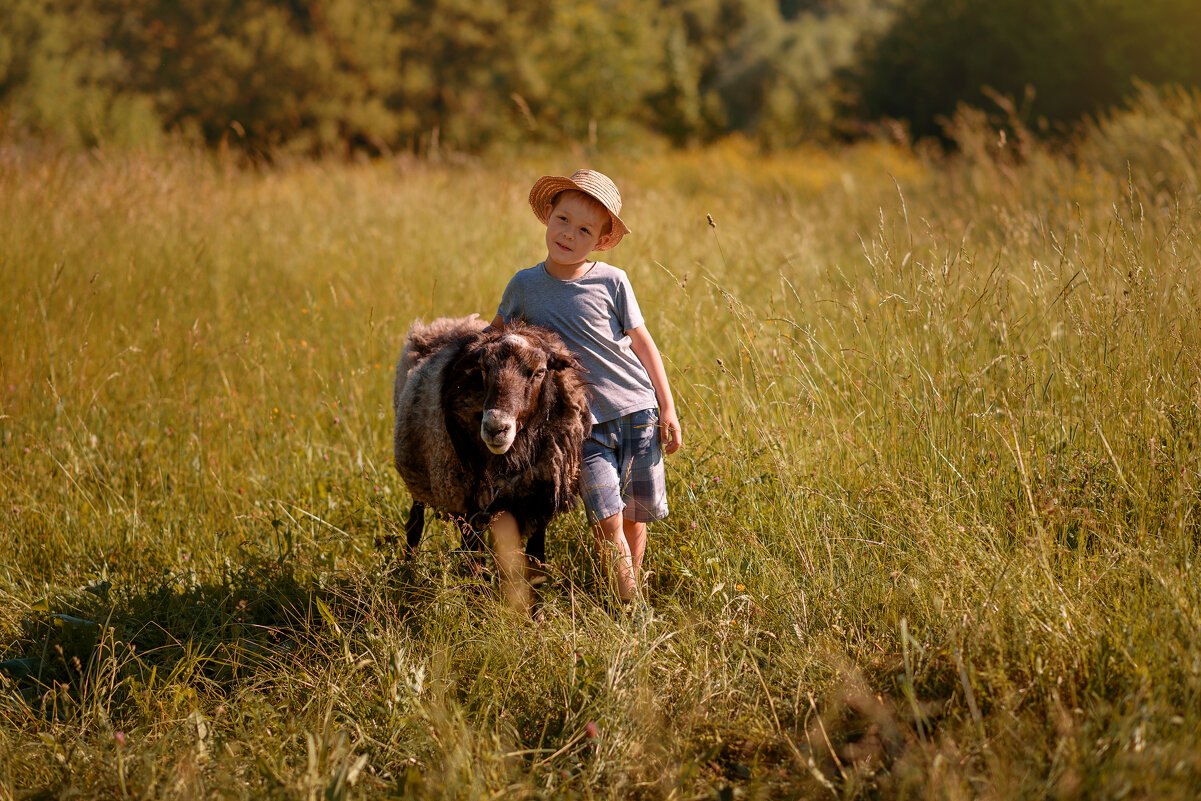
left=580, top=407, right=669, bottom=524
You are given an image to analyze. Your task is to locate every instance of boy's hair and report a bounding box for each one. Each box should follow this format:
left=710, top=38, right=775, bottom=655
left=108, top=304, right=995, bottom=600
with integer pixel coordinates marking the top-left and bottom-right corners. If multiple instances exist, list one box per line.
left=550, top=189, right=614, bottom=236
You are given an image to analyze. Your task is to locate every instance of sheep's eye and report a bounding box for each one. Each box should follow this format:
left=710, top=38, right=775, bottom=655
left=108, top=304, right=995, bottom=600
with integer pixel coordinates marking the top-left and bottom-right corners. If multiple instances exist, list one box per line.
left=534, top=368, right=547, bottom=378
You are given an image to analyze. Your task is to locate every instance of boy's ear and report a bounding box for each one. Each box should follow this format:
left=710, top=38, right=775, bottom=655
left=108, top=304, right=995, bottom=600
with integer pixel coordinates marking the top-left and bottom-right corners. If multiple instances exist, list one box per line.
left=543, top=202, right=556, bottom=220
left=594, top=232, right=614, bottom=250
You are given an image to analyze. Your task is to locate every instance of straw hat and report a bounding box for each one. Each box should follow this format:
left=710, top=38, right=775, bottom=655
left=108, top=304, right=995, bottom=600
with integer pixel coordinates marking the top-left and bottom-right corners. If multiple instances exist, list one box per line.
left=528, top=169, right=630, bottom=250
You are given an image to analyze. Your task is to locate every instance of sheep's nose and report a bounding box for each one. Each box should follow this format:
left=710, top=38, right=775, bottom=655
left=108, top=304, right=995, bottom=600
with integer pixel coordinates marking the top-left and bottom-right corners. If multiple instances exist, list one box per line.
left=481, top=410, right=518, bottom=453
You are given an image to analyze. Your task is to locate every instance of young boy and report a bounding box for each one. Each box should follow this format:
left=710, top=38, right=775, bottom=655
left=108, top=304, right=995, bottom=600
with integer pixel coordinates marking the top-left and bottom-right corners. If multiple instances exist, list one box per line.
left=490, top=169, right=682, bottom=607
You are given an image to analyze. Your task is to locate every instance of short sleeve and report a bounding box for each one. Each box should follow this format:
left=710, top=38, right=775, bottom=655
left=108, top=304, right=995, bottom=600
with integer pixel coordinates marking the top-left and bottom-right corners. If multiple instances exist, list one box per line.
left=614, top=271, right=645, bottom=333
left=497, top=274, right=523, bottom=323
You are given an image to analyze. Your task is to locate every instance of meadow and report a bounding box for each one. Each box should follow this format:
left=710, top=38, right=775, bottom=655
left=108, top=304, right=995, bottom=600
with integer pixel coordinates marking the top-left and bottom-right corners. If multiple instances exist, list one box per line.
left=1, top=118, right=1199, bottom=798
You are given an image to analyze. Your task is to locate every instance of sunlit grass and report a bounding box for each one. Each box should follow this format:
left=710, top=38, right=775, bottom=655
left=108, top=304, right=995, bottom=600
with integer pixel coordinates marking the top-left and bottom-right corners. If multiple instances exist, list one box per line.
left=1, top=131, right=1199, bottom=798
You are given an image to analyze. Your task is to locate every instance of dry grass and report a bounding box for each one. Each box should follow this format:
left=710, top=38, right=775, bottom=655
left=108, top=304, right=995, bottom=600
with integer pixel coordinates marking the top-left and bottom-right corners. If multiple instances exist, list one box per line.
left=1, top=128, right=1199, bottom=799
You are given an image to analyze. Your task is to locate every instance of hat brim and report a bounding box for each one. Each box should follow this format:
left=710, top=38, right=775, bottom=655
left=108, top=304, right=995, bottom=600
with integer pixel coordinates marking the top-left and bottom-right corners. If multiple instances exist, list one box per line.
left=529, top=175, right=630, bottom=251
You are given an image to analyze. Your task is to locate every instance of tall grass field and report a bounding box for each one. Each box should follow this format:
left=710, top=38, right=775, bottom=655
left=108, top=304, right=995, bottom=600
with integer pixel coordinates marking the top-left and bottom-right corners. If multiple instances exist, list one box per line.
left=2, top=118, right=1199, bottom=798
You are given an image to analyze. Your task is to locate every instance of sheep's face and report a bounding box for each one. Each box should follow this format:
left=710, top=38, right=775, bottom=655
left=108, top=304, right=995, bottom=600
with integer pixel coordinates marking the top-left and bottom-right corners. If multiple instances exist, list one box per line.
left=476, top=333, right=552, bottom=455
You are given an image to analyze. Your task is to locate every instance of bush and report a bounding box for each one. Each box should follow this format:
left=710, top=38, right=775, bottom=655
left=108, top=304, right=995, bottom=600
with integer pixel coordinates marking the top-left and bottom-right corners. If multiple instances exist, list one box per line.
left=1, top=0, right=895, bottom=154
left=0, top=0, right=161, bottom=148
left=853, top=0, right=1201, bottom=141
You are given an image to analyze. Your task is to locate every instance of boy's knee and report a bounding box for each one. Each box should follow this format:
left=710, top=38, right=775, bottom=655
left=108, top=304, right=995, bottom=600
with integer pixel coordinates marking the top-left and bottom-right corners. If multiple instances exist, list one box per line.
left=622, top=518, right=646, bottom=535
left=592, top=511, right=624, bottom=539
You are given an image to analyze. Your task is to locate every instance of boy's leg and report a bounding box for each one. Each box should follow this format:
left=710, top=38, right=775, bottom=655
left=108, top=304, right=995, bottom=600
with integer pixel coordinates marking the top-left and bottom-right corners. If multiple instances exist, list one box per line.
left=623, top=518, right=648, bottom=589
left=612, top=407, right=664, bottom=600
left=581, top=419, right=632, bottom=602
left=592, top=511, right=636, bottom=602
left=490, top=511, right=530, bottom=612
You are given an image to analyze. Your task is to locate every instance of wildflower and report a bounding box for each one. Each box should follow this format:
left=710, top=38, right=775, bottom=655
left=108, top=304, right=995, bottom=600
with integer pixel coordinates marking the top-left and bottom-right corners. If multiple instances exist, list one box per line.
left=690, top=521, right=697, bottom=529
left=735, top=583, right=746, bottom=592
left=584, top=721, right=599, bottom=739
left=114, top=731, right=128, bottom=748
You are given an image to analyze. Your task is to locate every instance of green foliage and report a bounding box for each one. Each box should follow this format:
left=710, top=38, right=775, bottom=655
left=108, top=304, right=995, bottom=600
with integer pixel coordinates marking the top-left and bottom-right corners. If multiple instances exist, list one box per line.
left=854, top=0, right=1201, bottom=140
left=518, top=0, right=671, bottom=144
left=0, top=0, right=159, bottom=147
left=1, top=0, right=893, bottom=153
left=96, top=0, right=417, bottom=153
left=4, top=0, right=1201, bottom=152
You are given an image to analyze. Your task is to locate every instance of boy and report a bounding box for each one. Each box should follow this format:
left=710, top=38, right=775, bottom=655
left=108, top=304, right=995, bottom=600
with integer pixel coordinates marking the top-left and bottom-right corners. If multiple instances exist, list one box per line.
left=491, top=169, right=682, bottom=607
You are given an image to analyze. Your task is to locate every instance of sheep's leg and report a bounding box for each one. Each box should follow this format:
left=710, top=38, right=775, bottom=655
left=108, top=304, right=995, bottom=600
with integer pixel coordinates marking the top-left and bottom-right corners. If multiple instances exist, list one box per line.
left=525, top=525, right=546, bottom=566
left=405, top=501, right=425, bottom=556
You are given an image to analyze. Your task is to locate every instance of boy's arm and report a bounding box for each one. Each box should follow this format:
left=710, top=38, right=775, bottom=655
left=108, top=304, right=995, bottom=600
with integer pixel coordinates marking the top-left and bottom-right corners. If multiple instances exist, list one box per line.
left=490, top=313, right=505, bottom=327
left=627, top=325, right=683, bottom=455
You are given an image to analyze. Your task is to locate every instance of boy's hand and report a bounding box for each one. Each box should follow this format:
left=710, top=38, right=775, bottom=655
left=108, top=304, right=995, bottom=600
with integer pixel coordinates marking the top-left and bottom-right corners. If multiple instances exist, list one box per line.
left=626, top=325, right=682, bottom=454
left=660, top=408, right=683, bottom=455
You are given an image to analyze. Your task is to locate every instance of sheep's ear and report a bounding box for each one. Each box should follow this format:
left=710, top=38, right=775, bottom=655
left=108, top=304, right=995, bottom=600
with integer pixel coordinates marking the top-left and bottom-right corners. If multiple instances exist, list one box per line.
left=549, top=349, right=583, bottom=372
left=455, top=340, right=486, bottom=374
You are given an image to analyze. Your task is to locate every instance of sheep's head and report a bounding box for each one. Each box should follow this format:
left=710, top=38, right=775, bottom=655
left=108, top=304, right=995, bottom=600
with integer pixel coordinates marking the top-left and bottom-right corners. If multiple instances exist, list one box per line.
left=461, top=325, right=580, bottom=455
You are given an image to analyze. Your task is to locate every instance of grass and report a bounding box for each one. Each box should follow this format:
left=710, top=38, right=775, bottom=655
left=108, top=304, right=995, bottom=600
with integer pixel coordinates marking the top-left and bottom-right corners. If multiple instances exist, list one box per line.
left=1, top=130, right=1199, bottom=799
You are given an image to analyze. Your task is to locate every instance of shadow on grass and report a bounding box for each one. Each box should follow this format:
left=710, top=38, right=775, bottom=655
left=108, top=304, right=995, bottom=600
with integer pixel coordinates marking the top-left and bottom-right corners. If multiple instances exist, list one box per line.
left=0, top=543, right=454, bottom=722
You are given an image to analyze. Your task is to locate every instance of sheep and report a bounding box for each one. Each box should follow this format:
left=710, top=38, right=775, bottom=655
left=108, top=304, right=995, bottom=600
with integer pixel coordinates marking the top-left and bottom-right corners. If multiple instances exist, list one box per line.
left=392, top=315, right=592, bottom=589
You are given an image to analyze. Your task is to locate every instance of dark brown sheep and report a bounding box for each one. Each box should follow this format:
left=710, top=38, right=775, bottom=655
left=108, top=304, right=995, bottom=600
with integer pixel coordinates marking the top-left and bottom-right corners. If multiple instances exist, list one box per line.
left=392, top=315, right=592, bottom=568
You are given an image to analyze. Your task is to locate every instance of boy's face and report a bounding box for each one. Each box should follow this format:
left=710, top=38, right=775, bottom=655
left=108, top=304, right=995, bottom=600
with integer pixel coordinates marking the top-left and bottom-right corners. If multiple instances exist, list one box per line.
left=544, top=192, right=613, bottom=273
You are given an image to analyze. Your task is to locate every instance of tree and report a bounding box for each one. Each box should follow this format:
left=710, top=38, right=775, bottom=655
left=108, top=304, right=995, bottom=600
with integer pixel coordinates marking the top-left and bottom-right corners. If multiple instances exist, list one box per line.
left=853, top=0, right=1201, bottom=140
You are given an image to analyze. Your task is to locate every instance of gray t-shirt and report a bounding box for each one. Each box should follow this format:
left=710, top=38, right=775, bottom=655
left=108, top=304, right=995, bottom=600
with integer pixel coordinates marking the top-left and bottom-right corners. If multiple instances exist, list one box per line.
left=497, top=261, right=657, bottom=424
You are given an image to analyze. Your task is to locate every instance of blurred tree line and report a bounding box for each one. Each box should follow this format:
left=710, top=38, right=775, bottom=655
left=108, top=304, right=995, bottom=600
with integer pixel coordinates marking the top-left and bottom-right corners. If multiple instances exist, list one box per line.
left=855, top=0, right=1201, bottom=140
left=0, top=0, right=1198, bottom=154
